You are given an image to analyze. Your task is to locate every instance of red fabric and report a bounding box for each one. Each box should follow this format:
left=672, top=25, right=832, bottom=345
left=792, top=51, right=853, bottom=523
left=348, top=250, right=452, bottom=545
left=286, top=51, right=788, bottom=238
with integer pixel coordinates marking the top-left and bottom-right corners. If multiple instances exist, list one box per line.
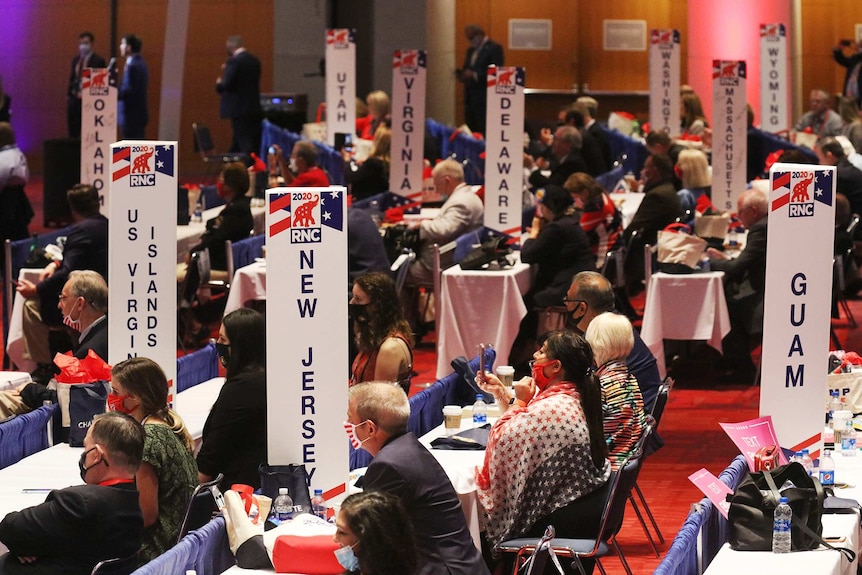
left=290, top=167, right=330, bottom=187
left=272, top=535, right=341, bottom=574
left=54, top=349, right=111, bottom=383
left=355, top=115, right=373, bottom=140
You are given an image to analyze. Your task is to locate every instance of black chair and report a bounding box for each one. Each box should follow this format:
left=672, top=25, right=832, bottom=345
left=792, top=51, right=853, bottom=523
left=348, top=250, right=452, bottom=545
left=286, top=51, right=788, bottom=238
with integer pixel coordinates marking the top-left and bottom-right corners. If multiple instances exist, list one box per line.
left=176, top=473, right=224, bottom=543
left=90, top=552, right=139, bottom=575
left=509, top=525, right=559, bottom=575
left=191, top=123, right=250, bottom=183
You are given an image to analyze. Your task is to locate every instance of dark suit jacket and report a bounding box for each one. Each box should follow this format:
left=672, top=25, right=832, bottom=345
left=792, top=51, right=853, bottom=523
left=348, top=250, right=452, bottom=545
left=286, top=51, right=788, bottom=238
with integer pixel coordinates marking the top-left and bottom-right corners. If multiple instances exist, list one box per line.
left=0, top=483, right=142, bottom=575
left=586, top=122, right=614, bottom=174
left=363, top=433, right=490, bottom=575
left=67, top=52, right=107, bottom=100
left=190, top=195, right=253, bottom=270
left=710, top=217, right=768, bottom=295
left=462, top=38, right=504, bottom=102
left=580, top=129, right=609, bottom=177
left=623, top=180, right=682, bottom=245
left=836, top=159, right=862, bottom=216
left=529, top=153, right=589, bottom=189
left=834, top=48, right=862, bottom=107
left=75, top=317, right=108, bottom=361
left=118, top=53, right=149, bottom=133
left=36, top=214, right=108, bottom=324
left=347, top=208, right=390, bottom=289
left=218, top=50, right=262, bottom=119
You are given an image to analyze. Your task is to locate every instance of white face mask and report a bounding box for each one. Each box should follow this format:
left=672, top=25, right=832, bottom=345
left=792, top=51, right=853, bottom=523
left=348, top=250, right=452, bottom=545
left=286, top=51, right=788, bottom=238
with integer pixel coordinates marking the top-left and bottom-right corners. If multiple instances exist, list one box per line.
left=79, top=43, right=92, bottom=57
left=62, top=300, right=82, bottom=332
left=288, top=158, right=298, bottom=173
left=342, top=420, right=370, bottom=450
left=334, top=542, right=360, bottom=571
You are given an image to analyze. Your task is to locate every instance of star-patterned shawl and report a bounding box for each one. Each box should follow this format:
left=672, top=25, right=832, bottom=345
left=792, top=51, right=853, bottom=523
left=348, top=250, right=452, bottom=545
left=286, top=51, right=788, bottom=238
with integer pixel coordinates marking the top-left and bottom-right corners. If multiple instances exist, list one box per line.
left=476, top=382, right=611, bottom=547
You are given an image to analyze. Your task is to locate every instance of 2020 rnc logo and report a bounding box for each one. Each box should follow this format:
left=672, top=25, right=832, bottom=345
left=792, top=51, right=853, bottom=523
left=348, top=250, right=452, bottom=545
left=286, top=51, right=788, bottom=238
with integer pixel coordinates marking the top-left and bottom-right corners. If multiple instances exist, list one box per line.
left=112, top=144, right=175, bottom=187
left=269, top=190, right=344, bottom=243
left=771, top=168, right=833, bottom=217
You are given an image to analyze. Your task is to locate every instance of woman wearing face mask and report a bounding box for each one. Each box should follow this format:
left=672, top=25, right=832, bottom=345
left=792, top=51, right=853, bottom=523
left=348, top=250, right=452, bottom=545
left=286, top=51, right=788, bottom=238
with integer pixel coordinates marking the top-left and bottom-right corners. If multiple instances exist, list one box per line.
left=197, top=308, right=267, bottom=490
left=333, top=491, right=416, bottom=575
left=108, top=357, right=198, bottom=565
left=349, top=272, right=413, bottom=394
left=477, top=330, right=610, bottom=573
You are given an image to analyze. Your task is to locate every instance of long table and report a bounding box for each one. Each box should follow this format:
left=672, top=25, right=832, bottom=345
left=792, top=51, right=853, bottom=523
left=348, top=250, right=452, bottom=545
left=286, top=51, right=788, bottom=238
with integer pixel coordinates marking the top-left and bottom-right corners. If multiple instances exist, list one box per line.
left=223, top=260, right=266, bottom=316
left=176, top=204, right=266, bottom=264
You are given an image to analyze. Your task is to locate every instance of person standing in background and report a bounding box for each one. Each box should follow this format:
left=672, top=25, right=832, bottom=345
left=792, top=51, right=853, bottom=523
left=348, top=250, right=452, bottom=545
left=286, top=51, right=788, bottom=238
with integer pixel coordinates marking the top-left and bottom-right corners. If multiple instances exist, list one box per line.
left=118, top=34, right=148, bottom=140
left=0, top=73, right=12, bottom=123
left=834, top=38, right=862, bottom=108
left=458, top=24, right=503, bottom=134
left=67, top=32, right=106, bottom=138
left=217, top=35, right=262, bottom=156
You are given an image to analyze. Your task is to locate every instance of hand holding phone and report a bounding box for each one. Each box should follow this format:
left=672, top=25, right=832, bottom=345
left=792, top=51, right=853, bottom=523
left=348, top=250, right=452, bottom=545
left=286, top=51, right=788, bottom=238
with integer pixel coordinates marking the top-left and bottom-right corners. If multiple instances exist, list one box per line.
left=477, top=343, right=486, bottom=385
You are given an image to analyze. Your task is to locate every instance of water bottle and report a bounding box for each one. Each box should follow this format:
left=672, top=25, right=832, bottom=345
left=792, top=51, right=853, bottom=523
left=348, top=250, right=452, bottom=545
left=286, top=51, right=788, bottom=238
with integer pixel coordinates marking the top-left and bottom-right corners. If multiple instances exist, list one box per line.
left=800, top=449, right=814, bottom=476
left=843, top=420, right=857, bottom=457
left=819, top=449, right=836, bottom=486
left=828, top=390, right=841, bottom=426
left=192, top=199, right=203, bottom=223
left=472, top=394, right=487, bottom=425
left=311, top=489, right=326, bottom=520
left=271, top=487, right=294, bottom=524
left=772, top=496, right=792, bottom=554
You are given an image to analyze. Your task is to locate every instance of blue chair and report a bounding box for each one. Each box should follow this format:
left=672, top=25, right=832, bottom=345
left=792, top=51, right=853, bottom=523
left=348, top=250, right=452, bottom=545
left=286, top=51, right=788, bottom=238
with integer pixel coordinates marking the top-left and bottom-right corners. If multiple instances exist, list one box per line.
left=0, top=404, right=58, bottom=469
left=426, top=118, right=454, bottom=159
left=652, top=498, right=711, bottom=575
left=198, top=185, right=225, bottom=211
left=604, top=127, right=648, bottom=175
left=259, top=120, right=346, bottom=186
left=187, top=516, right=235, bottom=575
left=176, top=343, right=219, bottom=393
left=229, top=235, right=266, bottom=272
left=595, top=166, right=625, bottom=192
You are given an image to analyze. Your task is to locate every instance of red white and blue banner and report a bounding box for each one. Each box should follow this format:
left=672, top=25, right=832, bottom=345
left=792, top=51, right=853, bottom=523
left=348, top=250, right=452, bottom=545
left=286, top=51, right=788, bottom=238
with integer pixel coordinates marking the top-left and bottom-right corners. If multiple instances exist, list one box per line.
left=389, top=49, right=427, bottom=209
left=760, top=23, right=789, bottom=133
left=711, top=60, right=748, bottom=213
left=325, top=29, right=356, bottom=148
left=81, top=67, right=117, bottom=215
left=266, top=186, right=349, bottom=500
left=649, top=29, right=680, bottom=137
left=484, top=65, right=525, bottom=242
left=761, top=163, right=835, bottom=456
left=108, top=141, right=178, bottom=400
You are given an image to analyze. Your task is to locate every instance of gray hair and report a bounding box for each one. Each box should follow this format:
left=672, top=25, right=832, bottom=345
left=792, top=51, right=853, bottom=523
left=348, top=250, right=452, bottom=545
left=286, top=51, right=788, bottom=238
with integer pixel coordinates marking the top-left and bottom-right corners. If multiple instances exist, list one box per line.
left=585, top=312, right=634, bottom=366
left=68, top=270, right=108, bottom=314
left=431, top=158, right=465, bottom=183
left=555, top=125, right=582, bottom=151
left=348, top=382, right=410, bottom=436
left=570, top=271, right=615, bottom=313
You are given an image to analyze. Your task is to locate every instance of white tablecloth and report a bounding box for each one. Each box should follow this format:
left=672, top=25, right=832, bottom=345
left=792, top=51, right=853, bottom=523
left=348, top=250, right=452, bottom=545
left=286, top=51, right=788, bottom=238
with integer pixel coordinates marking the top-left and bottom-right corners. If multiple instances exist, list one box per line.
left=176, top=204, right=266, bottom=264
left=223, top=261, right=267, bottom=316
left=610, top=192, right=645, bottom=229
left=436, top=258, right=532, bottom=378
left=640, top=271, right=731, bottom=379
left=0, top=372, right=31, bottom=391
left=6, top=269, right=43, bottom=373
left=175, top=377, right=224, bottom=452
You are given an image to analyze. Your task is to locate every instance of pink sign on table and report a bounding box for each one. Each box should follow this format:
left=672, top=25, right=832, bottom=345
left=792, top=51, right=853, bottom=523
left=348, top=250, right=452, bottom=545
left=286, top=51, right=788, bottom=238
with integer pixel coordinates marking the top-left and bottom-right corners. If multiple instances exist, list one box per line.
left=688, top=468, right=733, bottom=519
left=719, top=415, right=788, bottom=471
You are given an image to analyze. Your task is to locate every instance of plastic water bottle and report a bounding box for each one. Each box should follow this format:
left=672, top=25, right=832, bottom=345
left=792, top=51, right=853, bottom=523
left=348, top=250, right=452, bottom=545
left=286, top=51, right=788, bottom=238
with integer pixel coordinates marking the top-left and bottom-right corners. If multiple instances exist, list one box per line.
left=271, top=488, right=294, bottom=524
left=819, top=449, right=836, bottom=486
left=828, top=390, right=841, bottom=426
left=192, top=199, right=203, bottom=223
left=772, top=496, right=792, bottom=554
left=800, top=449, right=814, bottom=476
left=311, top=489, right=326, bottom=520
left=843, top=420, right=857, bottom=457
left=472, top=394, right=487, bottom=425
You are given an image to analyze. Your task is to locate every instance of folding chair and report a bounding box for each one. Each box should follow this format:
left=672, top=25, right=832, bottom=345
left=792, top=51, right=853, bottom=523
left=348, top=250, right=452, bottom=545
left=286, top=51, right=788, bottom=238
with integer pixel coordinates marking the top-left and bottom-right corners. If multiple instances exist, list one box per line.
left=191, top=123, right=250, bottom=183
left=90, top=552, right=140, bottom=575
left=176, top=473, right=224, bottom=543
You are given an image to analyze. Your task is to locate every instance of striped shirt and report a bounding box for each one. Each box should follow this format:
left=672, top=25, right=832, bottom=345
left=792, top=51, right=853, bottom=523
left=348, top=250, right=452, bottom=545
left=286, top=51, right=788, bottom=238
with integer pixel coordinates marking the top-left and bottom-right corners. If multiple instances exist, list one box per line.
left=598, top=360, right=647, bottom=470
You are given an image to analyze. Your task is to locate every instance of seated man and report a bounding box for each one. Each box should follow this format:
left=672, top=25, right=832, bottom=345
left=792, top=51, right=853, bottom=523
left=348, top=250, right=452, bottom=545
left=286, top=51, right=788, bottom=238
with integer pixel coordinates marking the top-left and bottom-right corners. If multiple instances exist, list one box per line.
left=794, top=89, right=844, bottom=138
left=268, top=140, right=330, bottom=188
left=0, top=412, right=145, bottom=575
left=347, top=383, right=490, bottom=575
left=526, top=125, right=589, bottom=189
left=407, top=159, right=483, bottom=284
left=814, top=136, right=862, bottom=216
left=0, top=270, right=109, bottom=419
left=707, top=188, right=769, bottom=380
left=15, top=183, right=108, bottom=382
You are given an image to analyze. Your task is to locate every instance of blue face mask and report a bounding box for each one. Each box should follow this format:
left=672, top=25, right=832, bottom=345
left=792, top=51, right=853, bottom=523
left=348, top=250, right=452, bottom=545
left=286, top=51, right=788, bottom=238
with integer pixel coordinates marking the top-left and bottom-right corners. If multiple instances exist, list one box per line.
left=334, top=542, right=360, bottom=572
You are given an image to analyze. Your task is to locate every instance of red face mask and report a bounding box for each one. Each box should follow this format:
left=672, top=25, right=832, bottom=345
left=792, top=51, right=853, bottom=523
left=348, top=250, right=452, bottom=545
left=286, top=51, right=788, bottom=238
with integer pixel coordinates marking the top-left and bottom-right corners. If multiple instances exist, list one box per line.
left=531, top=360, right=555, bottom=391
left=107, top=393, right=134, bottom=415
left=216, top=181, right=226, bottom=198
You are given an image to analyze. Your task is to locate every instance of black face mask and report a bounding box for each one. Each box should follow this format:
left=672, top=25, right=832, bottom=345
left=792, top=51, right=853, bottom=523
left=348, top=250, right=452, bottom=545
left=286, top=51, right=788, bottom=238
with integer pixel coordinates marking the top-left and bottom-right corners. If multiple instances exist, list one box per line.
left=215, top=342, right=230, bottom=367
left=348, top=303, right=369, bottom=323
left=78, top=447, right=106, bottom=482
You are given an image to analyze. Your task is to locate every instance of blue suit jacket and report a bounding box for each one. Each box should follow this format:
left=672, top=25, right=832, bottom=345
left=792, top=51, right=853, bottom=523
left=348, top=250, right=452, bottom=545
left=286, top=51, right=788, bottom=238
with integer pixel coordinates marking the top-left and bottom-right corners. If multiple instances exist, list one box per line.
left=118, top=53, right=149, bottom=132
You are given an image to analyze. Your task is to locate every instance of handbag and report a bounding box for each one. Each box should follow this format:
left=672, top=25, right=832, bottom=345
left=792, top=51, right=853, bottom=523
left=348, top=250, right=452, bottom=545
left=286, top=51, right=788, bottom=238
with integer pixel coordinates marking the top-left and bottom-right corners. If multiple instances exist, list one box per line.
left=66, top=381, right=110, bottom=447
left=459, top=236, right=512, bottom=271
left=382, top=224, right=420, bottom=264
left=258, top=463, right=313, bottom=514
left=656, top=223, right=707, bottom=273
left=727, top=462, right=855, bottom=562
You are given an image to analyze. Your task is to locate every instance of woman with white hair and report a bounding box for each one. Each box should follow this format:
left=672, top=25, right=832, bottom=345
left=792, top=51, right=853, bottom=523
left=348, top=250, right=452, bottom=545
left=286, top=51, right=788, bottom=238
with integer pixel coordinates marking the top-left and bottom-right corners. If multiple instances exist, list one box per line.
left=675, top=148, right=712, bottom=219
left=585, top=312, right=647, bottom=470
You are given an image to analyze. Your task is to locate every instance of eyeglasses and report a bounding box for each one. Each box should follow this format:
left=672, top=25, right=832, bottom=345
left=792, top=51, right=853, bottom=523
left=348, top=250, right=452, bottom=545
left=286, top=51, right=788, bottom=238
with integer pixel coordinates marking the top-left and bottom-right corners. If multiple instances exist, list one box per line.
left=562, top=297, right=585, bottom=307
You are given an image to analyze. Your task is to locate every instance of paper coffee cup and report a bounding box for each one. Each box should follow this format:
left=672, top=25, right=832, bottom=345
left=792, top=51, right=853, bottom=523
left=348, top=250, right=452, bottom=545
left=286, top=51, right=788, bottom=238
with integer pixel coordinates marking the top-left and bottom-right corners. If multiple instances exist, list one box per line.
left=443, top=405, right=461, bottom=435
left=496, top=365, right=515, bottom=389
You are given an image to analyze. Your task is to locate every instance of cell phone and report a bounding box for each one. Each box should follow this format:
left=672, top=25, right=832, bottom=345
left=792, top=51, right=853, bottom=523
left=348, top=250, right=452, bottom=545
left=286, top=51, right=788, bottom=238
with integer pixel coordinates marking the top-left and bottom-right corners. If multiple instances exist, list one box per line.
left=268, top=146, right=276, bottom=156
left=334, top=132, right=352, bottom=152
left=478, top=343, right=486, bottom=384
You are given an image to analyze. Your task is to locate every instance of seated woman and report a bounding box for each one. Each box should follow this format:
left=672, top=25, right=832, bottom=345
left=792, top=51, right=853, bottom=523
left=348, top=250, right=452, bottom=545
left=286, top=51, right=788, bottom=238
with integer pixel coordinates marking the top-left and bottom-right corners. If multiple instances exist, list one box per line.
left=478, top=331, right=610, bottom=571
left=675, top=149, right=712, bottom=222
left=344, top=126, right=391, bottom=201
left=109, top=357, right=198, bottom=564
left=197, top=308, right=267, bottom=490
left=681, top=92, right=709, bottom=137
left=509, top=185, right=595, bottom=374
left=349, top=272, right=413, bottom=393
left=355, top=90, right=390, bottom=140
left=584, top=312, right=647, bottom=470
left=564, top=172, right=623, bottom=268
left=333, top=491, right=416, bottom=575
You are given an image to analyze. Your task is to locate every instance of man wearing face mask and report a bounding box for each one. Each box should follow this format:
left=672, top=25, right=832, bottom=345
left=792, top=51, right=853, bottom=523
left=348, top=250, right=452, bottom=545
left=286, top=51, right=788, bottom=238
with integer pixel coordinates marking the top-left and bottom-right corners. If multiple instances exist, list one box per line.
left=346, top=383, right=490, bottom=575
left=0, top=271, right=108, bottom=419
left=267, top=140, right=330, bottom=188
left=67, top=31, right=107, bottom=139
left=0, top=412, right=144, bottom=575
left=458, top=24, right=504, bottom=134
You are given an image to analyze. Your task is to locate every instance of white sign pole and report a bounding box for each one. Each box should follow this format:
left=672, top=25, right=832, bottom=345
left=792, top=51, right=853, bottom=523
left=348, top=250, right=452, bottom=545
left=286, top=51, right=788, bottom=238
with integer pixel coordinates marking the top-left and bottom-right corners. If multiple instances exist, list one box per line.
left=760, top=23, right=789, bottom=134
left=761, top=163, right=835, bottom=455
left=711, top=60, right=748, bottom=213
left=266, top=186, right=349, bottom=499
left=389, top=49, right=427, bottom=208
left=325, top=29, right=356, bottom=148
left=80, top=68, right=118, bottom=215
left=484, top=65, right=525, bottom=242
left=648, top=29, right=681, bottom=137
left=108, top=141, right=178, bottom=400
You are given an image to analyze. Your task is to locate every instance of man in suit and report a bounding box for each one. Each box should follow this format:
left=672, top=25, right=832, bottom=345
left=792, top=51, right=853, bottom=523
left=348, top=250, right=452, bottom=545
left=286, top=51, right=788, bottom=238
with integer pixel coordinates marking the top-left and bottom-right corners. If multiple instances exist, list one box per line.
left=67, top=31, right=107, bottom=138
left=0, top=412, right=144, bottom=575
left=347, top=383, right=490, bottom=575
left=217, top=35, right=262, bottom=156
left=707, top=188, right=769, bottom=380
left=118, top=34, right=148, bottom=139
left=527, top=125, right=589, bottom=190
left=458, top=24, right=504, bottom=134
left=0, top=270, right=109, bottom=418
left=575, top=96, right=613, bottom=173
left=834, top=39, right=862, bottom=108
left=16, top=184, right=108, bottom=381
